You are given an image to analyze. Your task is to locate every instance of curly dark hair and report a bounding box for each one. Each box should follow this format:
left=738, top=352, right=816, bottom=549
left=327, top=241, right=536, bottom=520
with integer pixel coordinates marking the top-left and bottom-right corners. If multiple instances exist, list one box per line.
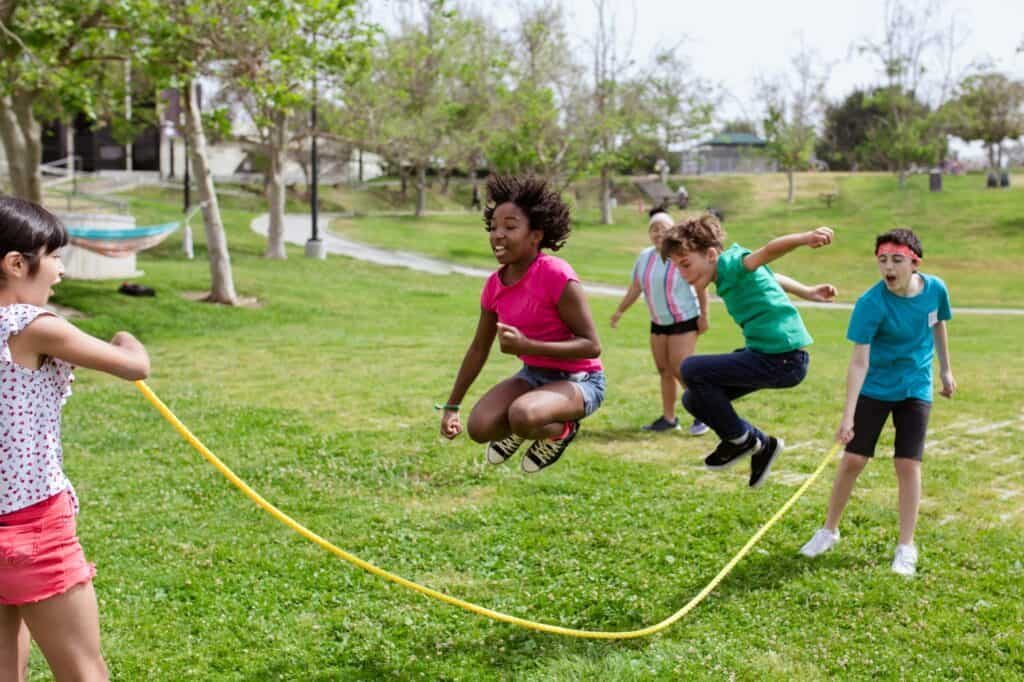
left=482, top=175, right=571, bottom=251
left=659, top=213, right=726, bottom=260
left=875, top=228, right=923, bottom=259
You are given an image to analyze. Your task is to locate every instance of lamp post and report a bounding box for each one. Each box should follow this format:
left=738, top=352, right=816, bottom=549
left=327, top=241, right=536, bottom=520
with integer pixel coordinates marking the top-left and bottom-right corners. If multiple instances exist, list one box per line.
left=305, top=38, right=326, bottom=259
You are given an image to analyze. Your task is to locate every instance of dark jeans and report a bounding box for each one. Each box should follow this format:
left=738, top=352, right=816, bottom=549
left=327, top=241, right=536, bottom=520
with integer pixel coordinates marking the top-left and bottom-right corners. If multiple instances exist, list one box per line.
left=680, top=348, right=810, bottom=443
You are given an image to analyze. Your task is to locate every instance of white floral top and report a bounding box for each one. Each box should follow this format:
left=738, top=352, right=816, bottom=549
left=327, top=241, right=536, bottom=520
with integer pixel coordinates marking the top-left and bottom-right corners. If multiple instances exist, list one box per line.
left=0, top=304, right=76, bottom=515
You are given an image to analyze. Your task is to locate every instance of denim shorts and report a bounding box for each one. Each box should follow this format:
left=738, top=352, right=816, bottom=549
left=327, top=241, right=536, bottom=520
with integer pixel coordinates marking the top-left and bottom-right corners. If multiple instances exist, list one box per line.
left=514, top=365, right=607, bottom=417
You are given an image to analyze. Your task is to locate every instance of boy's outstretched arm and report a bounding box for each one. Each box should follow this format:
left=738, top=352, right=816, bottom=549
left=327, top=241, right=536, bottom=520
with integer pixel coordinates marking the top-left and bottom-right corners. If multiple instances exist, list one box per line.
left=743, top=227, right=834, bottom=271
left=933, top=321, right=956, bottom=398
left=774, top=272, right=838, bottom=302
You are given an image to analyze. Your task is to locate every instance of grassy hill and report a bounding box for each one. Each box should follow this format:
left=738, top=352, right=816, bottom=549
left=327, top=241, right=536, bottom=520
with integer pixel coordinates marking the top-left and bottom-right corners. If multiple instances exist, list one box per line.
left=331, top=172, right=1024, bottom=309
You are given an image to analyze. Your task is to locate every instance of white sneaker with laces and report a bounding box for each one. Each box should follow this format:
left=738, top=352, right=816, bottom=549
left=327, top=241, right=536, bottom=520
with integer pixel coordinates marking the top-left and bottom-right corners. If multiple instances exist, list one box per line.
left=892, top=544, right=918, bottom=576
left=799, top=528, right=840, bottom=557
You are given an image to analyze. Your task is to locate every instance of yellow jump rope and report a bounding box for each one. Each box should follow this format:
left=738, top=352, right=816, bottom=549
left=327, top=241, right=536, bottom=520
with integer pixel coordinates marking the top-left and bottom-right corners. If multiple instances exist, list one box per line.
left=135, top=380, right=839, bottom=640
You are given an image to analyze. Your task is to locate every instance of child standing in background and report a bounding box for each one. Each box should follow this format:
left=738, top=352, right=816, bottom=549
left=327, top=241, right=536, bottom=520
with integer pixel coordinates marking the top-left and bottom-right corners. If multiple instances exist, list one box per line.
left=611, top=208, right=709, bottom=435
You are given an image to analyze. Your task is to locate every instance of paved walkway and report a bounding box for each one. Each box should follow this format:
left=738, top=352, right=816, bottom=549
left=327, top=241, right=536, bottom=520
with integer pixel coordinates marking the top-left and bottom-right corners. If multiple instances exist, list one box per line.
left=251, top=213, right=1024, bottom=316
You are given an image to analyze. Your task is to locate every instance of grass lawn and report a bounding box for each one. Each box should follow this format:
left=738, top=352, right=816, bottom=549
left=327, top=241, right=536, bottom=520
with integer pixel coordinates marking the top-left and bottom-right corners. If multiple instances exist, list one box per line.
left=331, top=172, right=1024, bottom=309
left=29, top=176, right=1024, bottom=680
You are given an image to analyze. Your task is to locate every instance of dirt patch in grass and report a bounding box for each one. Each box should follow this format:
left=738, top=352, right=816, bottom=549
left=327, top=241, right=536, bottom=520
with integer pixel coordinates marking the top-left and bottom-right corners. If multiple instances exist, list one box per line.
left=183, top=291, right=262, bottom=308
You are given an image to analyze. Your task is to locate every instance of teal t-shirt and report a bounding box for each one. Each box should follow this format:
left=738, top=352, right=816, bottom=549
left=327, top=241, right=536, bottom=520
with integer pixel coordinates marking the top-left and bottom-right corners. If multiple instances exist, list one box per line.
left=846, top=273, right=952, bottom=403
left=714, top=244, right=813, bottom=354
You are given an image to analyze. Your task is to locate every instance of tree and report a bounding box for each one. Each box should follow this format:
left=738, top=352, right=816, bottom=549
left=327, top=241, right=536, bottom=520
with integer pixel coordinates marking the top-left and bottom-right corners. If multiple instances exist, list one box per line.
left=860, top=86, right=945, bottom=186
left=222, top=0, right=372, bottom=259
left=0, top=0, right=127, bottom=203
left=816, top=89, right=887, bottom=170
left=135, top=0, right=247, bottom=304
left=365, top=1, right=501, bottom=216
left=759, top=45, right=828, bottom=203
left=484, top=1, right=587, bottom=184
left=946, top=72, right=1024, bottom=170
left=719, top=119, right=758, bottom=136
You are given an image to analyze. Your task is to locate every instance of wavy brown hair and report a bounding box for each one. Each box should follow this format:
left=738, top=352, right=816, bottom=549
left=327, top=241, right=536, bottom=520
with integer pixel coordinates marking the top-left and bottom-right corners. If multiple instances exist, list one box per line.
left=482, top=175, right=571, bottom=251
left=659, top=213, right=726, bottom=259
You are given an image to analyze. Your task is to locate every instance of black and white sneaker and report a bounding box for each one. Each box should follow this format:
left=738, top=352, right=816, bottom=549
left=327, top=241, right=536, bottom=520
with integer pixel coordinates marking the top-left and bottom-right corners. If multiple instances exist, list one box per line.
left=704, top=431, right=761, bottom=470
left=749, top=436, right=784, bottom=488
left=485, top=434, right=526, bottom=465
left=521, top=422, right=579, bottom=473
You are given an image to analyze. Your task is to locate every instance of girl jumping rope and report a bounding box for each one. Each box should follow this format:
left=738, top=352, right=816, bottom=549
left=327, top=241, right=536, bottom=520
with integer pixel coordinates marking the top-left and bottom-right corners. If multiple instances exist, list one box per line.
left=660, top=213, right=836, bottom=488
left=800, top=228, right=955, bottom=576
left=611, top=208, right=709, bottom=435
left=439, top=175, right=604, bottom=473
left=0, top=197, right=150, bottom=681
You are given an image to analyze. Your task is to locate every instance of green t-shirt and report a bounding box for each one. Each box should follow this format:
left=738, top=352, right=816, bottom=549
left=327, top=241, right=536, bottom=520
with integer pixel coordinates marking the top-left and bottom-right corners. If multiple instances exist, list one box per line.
left=714, top=244, right=813, bottom=354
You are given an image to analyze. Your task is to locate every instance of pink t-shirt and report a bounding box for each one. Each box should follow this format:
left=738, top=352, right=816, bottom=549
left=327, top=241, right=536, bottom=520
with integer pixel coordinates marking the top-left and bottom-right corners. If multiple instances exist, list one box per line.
left=480, top=253, right=602, bottom=373
left=0, top=304, right=77, bottom=515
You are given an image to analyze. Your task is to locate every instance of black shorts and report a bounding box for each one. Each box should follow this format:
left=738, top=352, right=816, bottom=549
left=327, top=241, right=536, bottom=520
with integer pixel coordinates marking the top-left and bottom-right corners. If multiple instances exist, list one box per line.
left=650, top=318, right=699, bottom=336
left=846, top=395, right=932, bottom=461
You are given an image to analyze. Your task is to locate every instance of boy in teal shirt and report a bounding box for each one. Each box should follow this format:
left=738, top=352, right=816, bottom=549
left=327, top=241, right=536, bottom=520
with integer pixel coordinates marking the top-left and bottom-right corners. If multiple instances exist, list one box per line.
left=661, top=214, right=836, bottom=487
left=800, top=228, right=955, bottom=576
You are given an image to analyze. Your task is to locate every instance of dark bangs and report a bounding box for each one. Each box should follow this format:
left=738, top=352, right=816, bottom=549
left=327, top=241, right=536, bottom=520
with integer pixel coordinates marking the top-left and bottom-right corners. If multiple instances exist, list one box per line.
left=0, top=196, right=69, bottom=256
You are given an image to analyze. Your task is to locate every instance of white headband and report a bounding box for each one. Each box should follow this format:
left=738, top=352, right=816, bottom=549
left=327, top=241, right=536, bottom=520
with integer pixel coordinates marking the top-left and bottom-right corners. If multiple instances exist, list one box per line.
left=648, top=213, right=674, bottom=229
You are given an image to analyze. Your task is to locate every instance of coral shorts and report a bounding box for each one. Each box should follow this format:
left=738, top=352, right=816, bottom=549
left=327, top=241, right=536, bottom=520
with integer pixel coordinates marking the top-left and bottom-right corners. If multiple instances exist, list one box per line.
left=0, top=490, right=96, bottom=605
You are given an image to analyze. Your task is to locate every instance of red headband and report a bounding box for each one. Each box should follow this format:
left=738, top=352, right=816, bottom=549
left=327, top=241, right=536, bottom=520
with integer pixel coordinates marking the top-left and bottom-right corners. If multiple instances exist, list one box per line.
left=875, top=243, right=920, bottom=263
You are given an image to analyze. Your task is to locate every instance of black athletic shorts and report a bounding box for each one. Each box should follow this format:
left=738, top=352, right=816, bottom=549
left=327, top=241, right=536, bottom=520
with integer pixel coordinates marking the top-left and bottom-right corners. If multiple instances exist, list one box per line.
left=650, top=318, right=699, bottom=335
left=846, top=394, right=932, bottom=461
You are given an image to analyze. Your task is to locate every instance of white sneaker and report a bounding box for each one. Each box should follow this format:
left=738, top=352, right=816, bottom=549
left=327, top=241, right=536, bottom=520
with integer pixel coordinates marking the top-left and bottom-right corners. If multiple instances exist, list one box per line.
left=799, top=528, right=840, bottom=558
left=892, top=544, right=918, bottom=576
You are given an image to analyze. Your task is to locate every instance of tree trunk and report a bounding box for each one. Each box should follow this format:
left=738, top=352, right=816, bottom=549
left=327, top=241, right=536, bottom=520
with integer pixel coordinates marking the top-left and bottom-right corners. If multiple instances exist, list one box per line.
left=357, top=148, right=363, bottom=183
left=415, top=164, right=427, bottom=217
left=439, top=168, right=450, bottom=194
left=11, top=92, right=42, bottom=204
left=0, top=91, right=42, bottom=203
left=265, top=112, right=288, bottom=259
left=786, top=170, right=795, bottom=203
left=399, top=165, right=408, bottom=198
left=183, top=79, right=237, bottom=305
left=599, top=166, right=613, bottom=225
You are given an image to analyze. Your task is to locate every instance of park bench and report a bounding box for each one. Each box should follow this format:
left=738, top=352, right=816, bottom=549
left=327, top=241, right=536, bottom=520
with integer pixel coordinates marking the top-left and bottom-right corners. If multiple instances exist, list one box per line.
left=819, top=191, right=838, bottom=208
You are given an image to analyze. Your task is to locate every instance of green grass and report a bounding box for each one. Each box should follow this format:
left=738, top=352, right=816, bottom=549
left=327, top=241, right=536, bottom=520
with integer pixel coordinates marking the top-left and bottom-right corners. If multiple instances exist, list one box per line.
left=26, top=177, right=1024, bottom=679
left=331, top=172, right=1024, bottom=309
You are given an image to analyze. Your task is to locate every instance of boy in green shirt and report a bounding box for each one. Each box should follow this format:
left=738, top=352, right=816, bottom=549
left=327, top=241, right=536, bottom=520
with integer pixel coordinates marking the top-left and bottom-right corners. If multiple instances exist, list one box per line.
left=661, top=214, right=835, bottom=487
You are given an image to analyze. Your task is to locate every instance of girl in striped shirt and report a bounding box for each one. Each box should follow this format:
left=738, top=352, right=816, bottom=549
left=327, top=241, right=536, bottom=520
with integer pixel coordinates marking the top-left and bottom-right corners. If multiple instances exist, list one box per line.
left=611, top=209, right=709, bottom=435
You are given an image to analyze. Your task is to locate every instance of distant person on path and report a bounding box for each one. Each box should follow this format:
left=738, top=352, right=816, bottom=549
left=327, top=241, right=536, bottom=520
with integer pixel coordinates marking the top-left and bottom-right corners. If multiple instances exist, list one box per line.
left=676, top=184, right=689, bottom=209
left=470, top=183, right=482, bottom=211
left=800, top=228, right=955, bottom=576
left=439, top=175, right=604, bottom=473
left=0, top=197, right=150, bottom=681
left=660, top=213, right=837, bottom=488
left=611, top=208, right=710, bottom=435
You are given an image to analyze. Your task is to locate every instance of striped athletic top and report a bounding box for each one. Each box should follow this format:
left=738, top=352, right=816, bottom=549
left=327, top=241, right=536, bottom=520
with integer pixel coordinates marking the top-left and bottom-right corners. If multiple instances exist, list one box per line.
left=630, top=246, right=701, bottom=325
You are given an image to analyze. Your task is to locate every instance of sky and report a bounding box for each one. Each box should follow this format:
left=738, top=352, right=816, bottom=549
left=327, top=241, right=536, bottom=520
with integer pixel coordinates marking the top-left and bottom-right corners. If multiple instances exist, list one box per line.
left=371, top=0, right=1024, bottom=158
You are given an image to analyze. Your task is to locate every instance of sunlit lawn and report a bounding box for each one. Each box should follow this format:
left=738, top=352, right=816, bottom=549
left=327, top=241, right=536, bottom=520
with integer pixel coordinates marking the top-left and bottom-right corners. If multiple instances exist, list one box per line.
left=29, top=177, right=1024, bottom=679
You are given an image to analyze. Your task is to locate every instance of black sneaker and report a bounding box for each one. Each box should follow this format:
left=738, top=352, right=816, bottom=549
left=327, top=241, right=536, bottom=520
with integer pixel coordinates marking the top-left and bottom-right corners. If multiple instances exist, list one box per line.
left=641, top=416, right=681, bottom=432
left=749, top=436, right=784, bottom=488
left=485, top=434, right=526, bottom=465
left=521, top=422, right=579, bottom=473
left=704, top=431, right=761, bottom=470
